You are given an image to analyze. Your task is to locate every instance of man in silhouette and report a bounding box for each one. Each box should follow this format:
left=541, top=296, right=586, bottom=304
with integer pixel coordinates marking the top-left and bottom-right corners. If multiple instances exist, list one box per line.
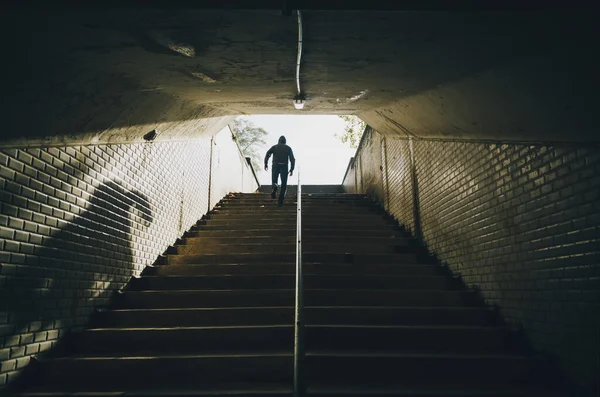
left=264, top=135, right=295, bottom=206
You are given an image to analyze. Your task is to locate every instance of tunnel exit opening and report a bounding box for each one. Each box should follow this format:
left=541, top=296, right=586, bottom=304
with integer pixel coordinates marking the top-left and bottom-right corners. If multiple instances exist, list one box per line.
left=230, top=115, right=357, bottom=187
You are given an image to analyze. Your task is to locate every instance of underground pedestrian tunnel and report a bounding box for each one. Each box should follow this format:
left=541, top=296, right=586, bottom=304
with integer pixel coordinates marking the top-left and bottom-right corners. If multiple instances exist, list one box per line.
left=0, top=3, right=599, bottom=396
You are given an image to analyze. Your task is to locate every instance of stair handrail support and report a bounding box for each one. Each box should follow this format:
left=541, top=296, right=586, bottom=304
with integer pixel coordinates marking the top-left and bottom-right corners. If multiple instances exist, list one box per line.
left=294, top=170, right=305, bottom=397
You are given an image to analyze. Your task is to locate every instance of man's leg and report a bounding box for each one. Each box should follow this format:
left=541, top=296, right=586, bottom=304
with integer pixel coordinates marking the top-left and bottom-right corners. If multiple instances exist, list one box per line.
left=278, top=166, right=288, bottom=206
left=271, top=164, right=279, bottom=199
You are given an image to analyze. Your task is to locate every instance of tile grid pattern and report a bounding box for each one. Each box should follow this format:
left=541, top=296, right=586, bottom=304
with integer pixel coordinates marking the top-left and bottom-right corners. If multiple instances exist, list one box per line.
left=0, top=128, right=258, bottom=386
left=344, top=133, right=600, bottom=396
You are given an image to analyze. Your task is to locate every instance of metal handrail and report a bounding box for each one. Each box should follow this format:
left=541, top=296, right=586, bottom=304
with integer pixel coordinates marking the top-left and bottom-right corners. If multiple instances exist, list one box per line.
left=293, top=171, right=304, bottom=397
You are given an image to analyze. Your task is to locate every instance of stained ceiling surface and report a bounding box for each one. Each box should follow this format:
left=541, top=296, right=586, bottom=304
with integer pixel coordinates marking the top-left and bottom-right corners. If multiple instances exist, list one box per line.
left=1, top=3, right=598, bottom=146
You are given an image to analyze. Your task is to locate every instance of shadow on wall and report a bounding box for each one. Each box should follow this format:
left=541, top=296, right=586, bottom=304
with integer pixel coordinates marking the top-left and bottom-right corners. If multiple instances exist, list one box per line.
left=0, top=180, right=152, bottom=352
left=411, top=162, right=422, bottom=241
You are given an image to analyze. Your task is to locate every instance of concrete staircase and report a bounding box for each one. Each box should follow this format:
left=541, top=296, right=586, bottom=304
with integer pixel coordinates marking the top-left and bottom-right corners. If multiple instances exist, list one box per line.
left=10, top=192, right=564, bottom=396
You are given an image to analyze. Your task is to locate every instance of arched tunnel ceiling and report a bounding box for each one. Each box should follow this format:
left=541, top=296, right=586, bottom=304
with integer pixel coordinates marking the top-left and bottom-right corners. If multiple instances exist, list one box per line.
left=1, top=4, right=598, bottom=147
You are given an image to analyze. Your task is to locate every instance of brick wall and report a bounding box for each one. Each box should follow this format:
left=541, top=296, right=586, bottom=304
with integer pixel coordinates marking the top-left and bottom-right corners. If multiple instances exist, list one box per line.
left=341, top=157, right=357, bottom=194
left=357, top=127, right=385, bottom=205
left=0, top=125, right=258, bottom=386
left=343, top=131, right=600, bottom=396
left=343, top=127, right=385, bottom=203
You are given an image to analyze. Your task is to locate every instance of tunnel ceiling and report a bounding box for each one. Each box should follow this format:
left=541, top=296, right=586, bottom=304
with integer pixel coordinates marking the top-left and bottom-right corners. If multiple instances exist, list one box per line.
left=1, top=3, right=598, bottom=147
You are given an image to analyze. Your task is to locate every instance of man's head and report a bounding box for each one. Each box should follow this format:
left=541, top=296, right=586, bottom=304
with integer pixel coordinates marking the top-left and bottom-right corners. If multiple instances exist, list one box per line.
left=278, top=136, right=286, bottom=144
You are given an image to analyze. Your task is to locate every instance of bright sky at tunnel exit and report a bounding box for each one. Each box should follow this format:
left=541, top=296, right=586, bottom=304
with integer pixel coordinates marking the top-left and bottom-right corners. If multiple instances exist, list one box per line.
left=239, top=115, right=356, bottom=186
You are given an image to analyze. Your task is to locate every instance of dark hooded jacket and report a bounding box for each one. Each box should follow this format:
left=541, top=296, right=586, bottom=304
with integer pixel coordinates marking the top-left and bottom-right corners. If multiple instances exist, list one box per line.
left=264, top=136, right=295, bottom=171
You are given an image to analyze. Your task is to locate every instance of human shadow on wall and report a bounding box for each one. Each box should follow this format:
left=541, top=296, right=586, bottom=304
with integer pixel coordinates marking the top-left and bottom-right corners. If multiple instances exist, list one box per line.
left=0, top=180, right=152, bottom=349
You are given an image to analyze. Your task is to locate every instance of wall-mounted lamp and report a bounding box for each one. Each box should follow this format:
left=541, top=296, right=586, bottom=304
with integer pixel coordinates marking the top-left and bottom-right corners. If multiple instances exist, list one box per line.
left=143, top=129, right=158, bottom=141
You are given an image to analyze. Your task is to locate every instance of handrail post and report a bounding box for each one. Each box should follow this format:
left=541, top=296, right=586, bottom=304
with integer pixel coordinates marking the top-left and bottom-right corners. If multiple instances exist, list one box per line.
left=294, top=171, right=304, bottom=397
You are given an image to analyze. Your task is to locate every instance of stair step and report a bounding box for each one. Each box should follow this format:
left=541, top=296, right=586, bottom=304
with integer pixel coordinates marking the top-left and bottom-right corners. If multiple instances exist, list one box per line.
left=95, top=307, right=294, bottom=327
left=304, top=289, right=477, bottom=307
left=220, top=204, right=370, bottom=209
left=220, top=197, right=369, bottom=202
left=213, top=206, right=379, bottom=212
left=14, top=387, right=291, bottom=396
left=73, top=325, right=509, bottom=355
left=210, top=210, right=381, bottom=217
left=129, top=275, right=455, bottom=291
left=204, top=220, right=389, bottom=228
left=167, top=253, right=420, bottom=265
left=210, top=212, right=383, bottom=219
left=221, top=199, right=368, bottom=204
left=189, top=229, right=296, bottom=237
left=175, top=242, right=412, bottom=255
left=182, top=236, right=409, bottom=245
left=211, top=209, right=297, bottom=214
left=175, top=243, right=296, bottom=255
left=75, top=326, right=293, bottom=355
left=187, top=229, right=403, bottom=238
left=306, top=325, right=509, bottom=352
left=225, top=195, right=365, bottom=200
left=304, top=352, right=548, bottom=383
left=207, top=211, right=380, bottom=217
left=113, top=289, right=294, bottom=309
left=113, top=289, right=477, bottom=309
left=306, top=384, right=564, bottom=396
left=203, top=219, right=390, bottom=228
left=12, top=383, right=563, bottom=396
left=198, top=224, right=296, bottom=231
left=94, top=307, right=494, bottom=328
left=36, top=354, right=293, bottom=390
left=211, top=209, right=381, bottom=216
left=149, top=263, right=441, bottom=276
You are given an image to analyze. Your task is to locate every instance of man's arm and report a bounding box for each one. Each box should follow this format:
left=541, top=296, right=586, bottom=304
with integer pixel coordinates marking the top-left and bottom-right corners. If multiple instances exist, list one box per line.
left=264, top=146, right=274, bottom=170
left=288, top=147, right=296, bottom=174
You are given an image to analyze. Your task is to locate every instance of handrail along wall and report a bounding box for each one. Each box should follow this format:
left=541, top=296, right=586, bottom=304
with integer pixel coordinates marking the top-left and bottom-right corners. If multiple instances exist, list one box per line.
left=294, top=171, right=304, bottom=397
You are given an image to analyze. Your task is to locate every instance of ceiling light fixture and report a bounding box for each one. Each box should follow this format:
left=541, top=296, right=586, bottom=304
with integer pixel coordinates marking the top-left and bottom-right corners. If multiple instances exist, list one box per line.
left=293, top=98, right=305, bottom=110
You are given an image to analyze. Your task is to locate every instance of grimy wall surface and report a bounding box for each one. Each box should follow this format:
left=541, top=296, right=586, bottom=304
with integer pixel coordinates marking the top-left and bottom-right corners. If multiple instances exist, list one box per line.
left=343, top=128, right=600, bottom=396
left=0, top=125, right=258, bottom=386
left=208, top=129, right=259, bottom=210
